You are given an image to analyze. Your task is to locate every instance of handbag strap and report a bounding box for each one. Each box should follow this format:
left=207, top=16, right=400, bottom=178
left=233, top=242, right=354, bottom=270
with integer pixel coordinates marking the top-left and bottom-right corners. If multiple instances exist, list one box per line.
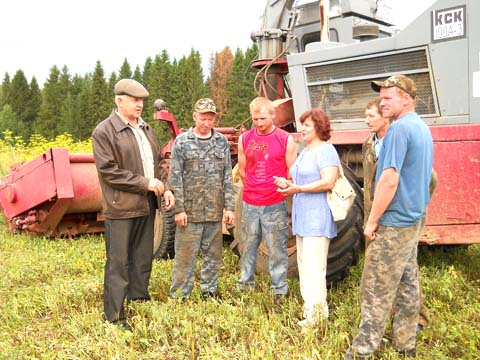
left=338, top=162, right=345, bottom=178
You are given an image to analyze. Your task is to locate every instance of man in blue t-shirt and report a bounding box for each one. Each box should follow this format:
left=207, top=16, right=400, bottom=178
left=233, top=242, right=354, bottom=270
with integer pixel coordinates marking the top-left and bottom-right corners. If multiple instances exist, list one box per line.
left=346, top=75, right=433, bottom=360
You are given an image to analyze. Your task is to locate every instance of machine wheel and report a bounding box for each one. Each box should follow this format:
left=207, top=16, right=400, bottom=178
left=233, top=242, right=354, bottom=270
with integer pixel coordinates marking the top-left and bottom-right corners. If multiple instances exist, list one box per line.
left=153, top=196, right=176, bottom=259
left=326, top=163, right=363, bottom=285
left=231, top=162, right=363, bottom=285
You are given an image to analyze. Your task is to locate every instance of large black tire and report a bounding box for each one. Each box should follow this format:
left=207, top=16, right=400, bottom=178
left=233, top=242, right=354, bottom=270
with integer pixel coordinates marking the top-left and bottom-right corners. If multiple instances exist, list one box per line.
left=153, top=196, right=176, bottom=259
left=326, top=163, right=363, bottom=285
left=231, top=162, right=363, bottom=285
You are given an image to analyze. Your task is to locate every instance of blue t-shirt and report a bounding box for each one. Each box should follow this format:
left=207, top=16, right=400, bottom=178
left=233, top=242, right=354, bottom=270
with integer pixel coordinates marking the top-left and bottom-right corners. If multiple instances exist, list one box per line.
left=376, top=112, right=433, bottom=227
left=290, top=144, right=339, bottom=238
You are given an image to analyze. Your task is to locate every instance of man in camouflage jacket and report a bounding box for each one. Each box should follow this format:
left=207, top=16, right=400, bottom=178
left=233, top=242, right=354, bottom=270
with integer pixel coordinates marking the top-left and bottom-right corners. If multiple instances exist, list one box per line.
left=168, top=98, right=235, bottom=299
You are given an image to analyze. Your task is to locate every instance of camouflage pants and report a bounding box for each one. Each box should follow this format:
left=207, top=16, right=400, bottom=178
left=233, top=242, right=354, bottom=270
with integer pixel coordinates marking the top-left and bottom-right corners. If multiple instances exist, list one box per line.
left=170, top=221, right=223, bottom=298
left=365, top=212, right=431, bottom=327
left=237, top=200, right=289, bottom=295
left=347, top=222, right=422, bottom=358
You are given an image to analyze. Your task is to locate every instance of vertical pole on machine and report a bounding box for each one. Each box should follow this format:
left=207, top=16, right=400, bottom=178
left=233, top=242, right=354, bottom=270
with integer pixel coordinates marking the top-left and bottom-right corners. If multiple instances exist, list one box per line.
left=320, top=0, right=330, bottom=42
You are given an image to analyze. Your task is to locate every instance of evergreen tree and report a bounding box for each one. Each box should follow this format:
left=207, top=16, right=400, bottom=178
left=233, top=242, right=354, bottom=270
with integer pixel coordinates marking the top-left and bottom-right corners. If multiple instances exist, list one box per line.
left=9, top=70, right=30, bottom=136
left=0, top=73, right=11, bottom=108
left=23, top=77, right=42, bottom=139
left=171, top=49, right=206, bottom=129
left=146, top=51, right=174, bottom=148
left=118, top=58, right=132, bottom=79
left=224, top=46, right=257, bottom=127
left=35, top=65, right=64, bottom=138
left=0, top=105, right=17, bottom=136
left=107, top=72, right=117, bottom=95
left=76, top=74, right=92, bottom=140
left=84, top=61, right=111, bottom=139
left=133, top=66, right=142, bottom=82
left=59, top=92, right=76, bottom=137
left=67, top=75, right=88, bottom=139
left=142, top=57, right=153, bottom=86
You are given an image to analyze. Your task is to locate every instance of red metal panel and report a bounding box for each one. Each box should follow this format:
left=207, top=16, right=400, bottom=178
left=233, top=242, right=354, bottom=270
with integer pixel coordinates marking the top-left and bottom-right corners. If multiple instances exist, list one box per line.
left=427, top=139, right=480, bottom=225
left=0, top=149, right=71, bottom=219
left=330, top=129, right=371, bottom=145
left=52, top=148, right=75, bottom=199
left=68, top=162, right=103, bottom=213
left=421, top=224, right=480, bottom=245
left=429, top=124, right=480, bottom=142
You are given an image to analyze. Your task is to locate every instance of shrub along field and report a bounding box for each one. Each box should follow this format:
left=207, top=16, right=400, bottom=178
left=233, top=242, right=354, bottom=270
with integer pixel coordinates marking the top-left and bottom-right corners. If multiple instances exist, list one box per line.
left=0, top=224, right=478, bottom=359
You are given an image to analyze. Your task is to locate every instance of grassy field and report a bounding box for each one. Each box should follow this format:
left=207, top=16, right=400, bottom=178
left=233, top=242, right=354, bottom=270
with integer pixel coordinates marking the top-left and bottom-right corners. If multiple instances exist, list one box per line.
left=0, top=224, right=479, bottom=359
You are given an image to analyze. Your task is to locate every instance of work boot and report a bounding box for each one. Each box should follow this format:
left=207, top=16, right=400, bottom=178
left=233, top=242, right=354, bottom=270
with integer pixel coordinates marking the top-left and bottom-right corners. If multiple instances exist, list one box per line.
left=396, top=348, right=416, bottom=358
left=273, top=294, right=285, bottom=308
left=200, top=291, right=221, bottom=301
left=344, top=347, right=374, bottom=360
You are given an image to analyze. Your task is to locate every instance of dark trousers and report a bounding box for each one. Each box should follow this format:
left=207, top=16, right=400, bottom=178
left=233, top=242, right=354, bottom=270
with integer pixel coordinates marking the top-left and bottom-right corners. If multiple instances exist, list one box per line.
left=103, top=195, right=156, bottom=323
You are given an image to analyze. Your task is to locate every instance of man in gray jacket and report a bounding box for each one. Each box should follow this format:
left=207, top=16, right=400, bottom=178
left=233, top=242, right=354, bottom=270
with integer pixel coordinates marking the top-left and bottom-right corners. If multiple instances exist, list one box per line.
left=92, top=79, right=174, bottom=330
left=168, top=98, right=235, bottom=300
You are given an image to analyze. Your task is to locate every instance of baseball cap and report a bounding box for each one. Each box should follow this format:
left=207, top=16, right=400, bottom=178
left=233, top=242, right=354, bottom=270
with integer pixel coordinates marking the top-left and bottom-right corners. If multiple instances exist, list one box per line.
left=194, top=98, right=217, bottom=114
left=371, top=75, right=416, bottom=99
left=114, top=79, right=149, bottom=98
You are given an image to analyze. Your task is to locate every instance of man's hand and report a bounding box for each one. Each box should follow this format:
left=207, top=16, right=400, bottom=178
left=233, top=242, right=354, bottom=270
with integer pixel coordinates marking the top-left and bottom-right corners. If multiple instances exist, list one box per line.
left=224, top=210, right=235, bottom=226
left=175, top=211, right=188, bottom=227
left=163, top=190, right=175, bottom=210
left=364, top=219, right=379, bottom=241
left=148, top=178, right=165, bottom=196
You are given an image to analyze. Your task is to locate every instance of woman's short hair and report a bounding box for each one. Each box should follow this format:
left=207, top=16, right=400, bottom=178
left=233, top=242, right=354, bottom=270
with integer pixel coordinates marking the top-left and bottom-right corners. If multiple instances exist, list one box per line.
left=299, top=108, right=331, bottom=141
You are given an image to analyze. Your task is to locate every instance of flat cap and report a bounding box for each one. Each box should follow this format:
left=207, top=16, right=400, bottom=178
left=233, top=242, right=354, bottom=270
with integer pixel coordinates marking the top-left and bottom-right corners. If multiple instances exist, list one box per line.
left=114, top=79, right=149, bottom=98
left=371, top=75, right=416, bottom=99
left=194, top=98, right=216, bottom=114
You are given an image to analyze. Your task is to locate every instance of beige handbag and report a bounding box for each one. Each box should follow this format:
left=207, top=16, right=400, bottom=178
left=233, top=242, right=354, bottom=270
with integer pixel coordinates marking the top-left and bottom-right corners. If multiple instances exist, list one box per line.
left=327, top=163, right=356, bottom=221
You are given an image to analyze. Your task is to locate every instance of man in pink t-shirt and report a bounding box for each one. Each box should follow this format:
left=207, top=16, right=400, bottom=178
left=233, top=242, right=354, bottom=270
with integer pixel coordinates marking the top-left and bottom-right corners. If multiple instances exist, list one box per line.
left=236, top=97, right=297, bottom=305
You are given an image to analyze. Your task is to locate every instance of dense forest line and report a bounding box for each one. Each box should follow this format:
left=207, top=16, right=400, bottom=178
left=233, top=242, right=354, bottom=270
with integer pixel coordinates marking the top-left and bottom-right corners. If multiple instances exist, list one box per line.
left=0, top=45, right=258, bottom=147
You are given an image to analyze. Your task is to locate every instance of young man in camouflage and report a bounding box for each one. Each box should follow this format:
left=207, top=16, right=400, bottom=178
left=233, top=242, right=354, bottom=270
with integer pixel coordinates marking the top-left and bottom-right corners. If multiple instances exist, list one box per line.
left=362, top=97, right=392, bottom=241
left=168, top=98, right=235, bottom=299
left=346, top=75, right=434, bottom=359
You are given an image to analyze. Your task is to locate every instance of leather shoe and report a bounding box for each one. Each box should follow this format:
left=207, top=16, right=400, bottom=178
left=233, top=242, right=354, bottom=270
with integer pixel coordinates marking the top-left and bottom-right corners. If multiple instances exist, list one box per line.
left=111, top=320, right=132, bottom=332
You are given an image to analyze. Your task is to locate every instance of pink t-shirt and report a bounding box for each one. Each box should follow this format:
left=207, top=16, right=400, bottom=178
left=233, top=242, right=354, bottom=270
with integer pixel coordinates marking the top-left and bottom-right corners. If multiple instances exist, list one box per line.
left=242, top=127, right=289, bottom=206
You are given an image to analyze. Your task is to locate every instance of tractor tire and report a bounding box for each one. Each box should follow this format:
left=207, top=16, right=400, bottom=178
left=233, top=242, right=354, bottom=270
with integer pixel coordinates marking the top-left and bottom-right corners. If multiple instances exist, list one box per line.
left=231, top=162, right=363, bottom=285
left=153, top=196, right=176, bottom=259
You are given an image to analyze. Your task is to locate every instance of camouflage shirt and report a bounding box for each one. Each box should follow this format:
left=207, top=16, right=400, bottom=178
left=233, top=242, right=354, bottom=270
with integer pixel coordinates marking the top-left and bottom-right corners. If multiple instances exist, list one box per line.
left=168, top=128, right=234, bottom=222
left=362, top=133, right=377, bottom=225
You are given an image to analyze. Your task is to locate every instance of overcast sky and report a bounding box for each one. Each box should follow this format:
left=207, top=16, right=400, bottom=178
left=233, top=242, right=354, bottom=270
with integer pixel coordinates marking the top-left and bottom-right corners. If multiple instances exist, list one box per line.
left=0, top=0, right=434, bottom=86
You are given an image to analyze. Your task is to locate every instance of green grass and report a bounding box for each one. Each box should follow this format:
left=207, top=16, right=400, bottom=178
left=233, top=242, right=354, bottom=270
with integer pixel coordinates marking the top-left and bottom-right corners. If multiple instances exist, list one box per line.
left=0, top=226, right=479, bottom=359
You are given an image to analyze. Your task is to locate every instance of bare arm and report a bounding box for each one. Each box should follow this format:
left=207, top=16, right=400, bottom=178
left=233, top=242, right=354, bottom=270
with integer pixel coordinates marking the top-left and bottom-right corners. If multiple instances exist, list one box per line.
left=285, top=135, right=297, bottom=178
left=275, top=166, right=338, bottom=196
left=364, top=167, right=400, bottom=240
left=237, top=134, right=246, bottom=183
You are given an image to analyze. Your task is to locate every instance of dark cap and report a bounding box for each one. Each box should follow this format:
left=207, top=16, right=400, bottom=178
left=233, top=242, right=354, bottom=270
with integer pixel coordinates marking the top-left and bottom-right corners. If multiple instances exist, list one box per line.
left=114, top=79, right=149, bottom=98
left=371, top=75, right=416, bottom=99
left=194, top=98, right=217, bottom=114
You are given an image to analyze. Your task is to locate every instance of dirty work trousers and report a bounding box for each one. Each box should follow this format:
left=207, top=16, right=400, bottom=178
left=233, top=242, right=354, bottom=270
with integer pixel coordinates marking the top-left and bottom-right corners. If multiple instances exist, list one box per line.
left=103, top=195, right=156, bottom=323
left=347, top=221, right=422, bottom=358
left=170, top=221, right=223, bottom=298
left=237, top=200, right=289, bottom=295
